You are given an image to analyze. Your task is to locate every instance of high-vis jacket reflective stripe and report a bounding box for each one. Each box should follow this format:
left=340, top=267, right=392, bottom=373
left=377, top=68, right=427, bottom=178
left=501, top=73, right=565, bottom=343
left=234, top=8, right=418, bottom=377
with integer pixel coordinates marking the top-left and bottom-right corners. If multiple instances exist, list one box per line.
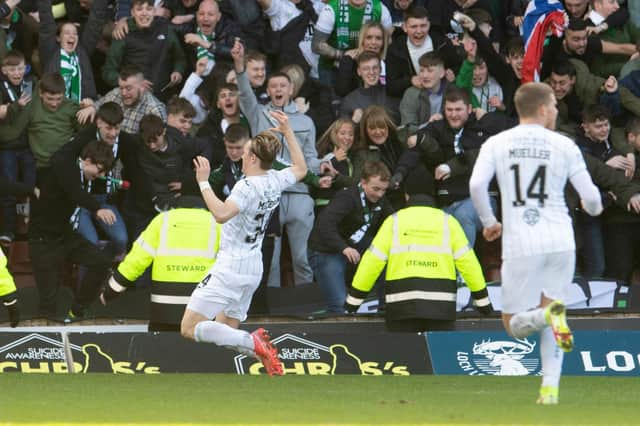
left=115, top=208, right=220, bottom=325
left=350, top=206, right=486, bottom=320
left=118, top=209, right=220, bottom=284
left=0, top=250, right=16, bottom=301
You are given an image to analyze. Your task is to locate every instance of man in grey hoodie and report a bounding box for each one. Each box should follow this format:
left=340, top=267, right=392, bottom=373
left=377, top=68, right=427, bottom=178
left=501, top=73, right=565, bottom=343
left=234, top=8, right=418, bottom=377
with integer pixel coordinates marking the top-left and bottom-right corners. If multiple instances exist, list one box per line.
left=231, top=39, right=321, bottom=287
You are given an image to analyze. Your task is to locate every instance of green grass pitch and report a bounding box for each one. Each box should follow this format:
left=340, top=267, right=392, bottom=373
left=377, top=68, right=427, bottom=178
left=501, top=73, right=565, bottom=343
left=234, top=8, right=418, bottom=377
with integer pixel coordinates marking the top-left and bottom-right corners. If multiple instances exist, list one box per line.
left=1, top=375, right=639, bottom=425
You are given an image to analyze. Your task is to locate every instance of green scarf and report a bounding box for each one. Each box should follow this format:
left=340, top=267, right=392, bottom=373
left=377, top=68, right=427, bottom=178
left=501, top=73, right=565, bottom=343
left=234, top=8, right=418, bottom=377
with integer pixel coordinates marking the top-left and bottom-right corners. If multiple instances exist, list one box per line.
left=196, top=28, right=215, bottom=61
left=335, top=0, right=374, bottom=49
left=60, top=49, right=81, bottom=102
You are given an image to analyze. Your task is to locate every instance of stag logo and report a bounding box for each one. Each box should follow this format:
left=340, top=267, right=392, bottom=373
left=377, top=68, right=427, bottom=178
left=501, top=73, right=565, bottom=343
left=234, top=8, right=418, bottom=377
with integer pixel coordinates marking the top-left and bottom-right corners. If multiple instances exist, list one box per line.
left=456, top=338, right=541, bottom=376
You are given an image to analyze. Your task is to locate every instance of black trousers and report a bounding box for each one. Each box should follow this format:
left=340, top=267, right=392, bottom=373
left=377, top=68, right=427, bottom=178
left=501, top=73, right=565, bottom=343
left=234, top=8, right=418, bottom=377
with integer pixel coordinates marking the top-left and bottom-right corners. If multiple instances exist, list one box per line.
left=604, top=222, right=640, bottom=285
left=29, top=232, right=112, bottom=317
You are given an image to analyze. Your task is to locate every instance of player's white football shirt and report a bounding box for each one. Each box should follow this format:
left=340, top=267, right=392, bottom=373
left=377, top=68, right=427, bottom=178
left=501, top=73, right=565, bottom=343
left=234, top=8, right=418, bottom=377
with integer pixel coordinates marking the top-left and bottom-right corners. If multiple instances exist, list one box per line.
left=215, top=168, right=296, bottom=273
left=472, top=124, right=588, bottom=259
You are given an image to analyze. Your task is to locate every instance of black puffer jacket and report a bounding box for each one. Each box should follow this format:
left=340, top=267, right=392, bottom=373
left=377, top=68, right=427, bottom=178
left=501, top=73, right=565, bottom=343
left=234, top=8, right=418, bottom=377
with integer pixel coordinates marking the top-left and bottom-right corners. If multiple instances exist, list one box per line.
left=309, top=184, right=393, bottom=254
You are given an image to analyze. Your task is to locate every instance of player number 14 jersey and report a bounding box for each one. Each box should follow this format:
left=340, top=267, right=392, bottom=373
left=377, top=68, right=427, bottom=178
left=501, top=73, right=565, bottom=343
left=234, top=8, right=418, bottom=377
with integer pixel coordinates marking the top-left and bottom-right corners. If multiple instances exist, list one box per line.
left=474, top=124, right=587, bottom=259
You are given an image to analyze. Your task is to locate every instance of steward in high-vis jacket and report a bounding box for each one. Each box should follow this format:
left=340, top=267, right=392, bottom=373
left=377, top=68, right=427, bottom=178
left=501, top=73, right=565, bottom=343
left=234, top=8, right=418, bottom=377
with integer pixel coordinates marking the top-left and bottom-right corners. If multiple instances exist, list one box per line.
left=0, top=250, right=19, bottom=327
left=101, top=197, right=220, bottom=330
left=344, top=192, right=493, bottom=331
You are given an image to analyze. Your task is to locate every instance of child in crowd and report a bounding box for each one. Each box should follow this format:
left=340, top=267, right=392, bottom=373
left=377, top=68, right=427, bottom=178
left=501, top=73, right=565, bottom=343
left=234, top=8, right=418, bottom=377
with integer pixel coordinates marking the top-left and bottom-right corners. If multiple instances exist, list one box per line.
left=0, top=50, right=35, bottom=243
left=400, top=52, right=448, bottom=147
left=456, top=33, right=504, bottom=114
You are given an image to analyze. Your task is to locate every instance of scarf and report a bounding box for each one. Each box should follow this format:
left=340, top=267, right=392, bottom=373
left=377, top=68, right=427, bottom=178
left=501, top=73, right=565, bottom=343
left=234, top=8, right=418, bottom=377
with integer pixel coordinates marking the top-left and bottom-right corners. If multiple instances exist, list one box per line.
left=70, top=158, right=91, bottom=231
left=336, top=0, right=374, bottom=49
left=196, top=28, right=215, bottom=61
left=349, top=183, right=381, bottom=245
left=60, top=49, right=81, bottom=102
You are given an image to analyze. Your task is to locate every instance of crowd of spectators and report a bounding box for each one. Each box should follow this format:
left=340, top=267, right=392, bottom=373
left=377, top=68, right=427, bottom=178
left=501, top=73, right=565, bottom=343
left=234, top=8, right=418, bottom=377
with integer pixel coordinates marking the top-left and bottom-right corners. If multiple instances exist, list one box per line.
left=1, top=0, right=640, bottom=317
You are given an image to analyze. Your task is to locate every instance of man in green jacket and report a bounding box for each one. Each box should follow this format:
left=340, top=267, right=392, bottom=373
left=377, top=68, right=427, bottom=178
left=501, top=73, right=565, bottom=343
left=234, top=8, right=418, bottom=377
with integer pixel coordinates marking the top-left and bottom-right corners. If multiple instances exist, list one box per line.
left=27, top=73, right=80, bottom=172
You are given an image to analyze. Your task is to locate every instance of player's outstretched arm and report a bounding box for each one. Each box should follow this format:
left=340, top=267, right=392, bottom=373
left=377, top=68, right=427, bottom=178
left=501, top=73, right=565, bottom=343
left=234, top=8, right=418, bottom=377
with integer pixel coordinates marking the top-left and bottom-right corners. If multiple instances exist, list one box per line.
left=269, top=110, right=308, bottom=182
left=194, top=156, right=240, bottom=223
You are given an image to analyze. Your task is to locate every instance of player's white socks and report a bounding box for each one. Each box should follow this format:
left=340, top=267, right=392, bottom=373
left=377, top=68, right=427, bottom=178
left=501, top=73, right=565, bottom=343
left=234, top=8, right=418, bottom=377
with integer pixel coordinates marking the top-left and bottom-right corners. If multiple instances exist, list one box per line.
left=540, top=326, right=563, bottom=388
left=194, top=321, right=255, bottom=356
left=509, top=308, right=547, bottom=339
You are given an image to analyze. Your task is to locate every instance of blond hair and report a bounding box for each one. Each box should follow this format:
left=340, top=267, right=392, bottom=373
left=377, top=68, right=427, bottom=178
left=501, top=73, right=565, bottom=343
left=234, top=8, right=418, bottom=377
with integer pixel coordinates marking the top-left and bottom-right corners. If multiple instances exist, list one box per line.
left=280, top=64, right=306, bottom=99
left=358, top=21, right=388, bottom=58
left=251, top=131, right=282, bottom=170
left=317, top=118, right=356, bottom=157
left=514, top=82, right=554, bottom=119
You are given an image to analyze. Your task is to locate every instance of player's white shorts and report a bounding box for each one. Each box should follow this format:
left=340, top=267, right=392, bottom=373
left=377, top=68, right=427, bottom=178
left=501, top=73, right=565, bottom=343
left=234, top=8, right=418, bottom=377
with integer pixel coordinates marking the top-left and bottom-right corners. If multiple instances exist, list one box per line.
left=186, top=260, right=262, bottom=322
left=500, top=251, right=575, bottom=314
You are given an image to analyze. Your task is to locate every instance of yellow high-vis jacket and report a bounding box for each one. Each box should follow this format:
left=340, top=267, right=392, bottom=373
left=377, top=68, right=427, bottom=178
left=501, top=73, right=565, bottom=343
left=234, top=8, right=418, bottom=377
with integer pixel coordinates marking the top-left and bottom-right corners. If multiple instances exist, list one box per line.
left=347, top=206, right=489, bottom=320
left=0, top=250, right=16, bottom=301
left=110, top=208, right=221, bottom=326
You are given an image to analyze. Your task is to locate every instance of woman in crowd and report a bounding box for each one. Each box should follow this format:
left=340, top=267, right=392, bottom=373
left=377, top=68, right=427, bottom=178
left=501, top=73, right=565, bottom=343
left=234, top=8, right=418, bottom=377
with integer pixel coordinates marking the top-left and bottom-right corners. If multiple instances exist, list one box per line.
left=353, top=105, right=402, bottom=177
left=312, top=118, right=357, bottom=214
left=335, top=22, right=389, bottom=98
left=352, top=105, right=404, bottom=207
